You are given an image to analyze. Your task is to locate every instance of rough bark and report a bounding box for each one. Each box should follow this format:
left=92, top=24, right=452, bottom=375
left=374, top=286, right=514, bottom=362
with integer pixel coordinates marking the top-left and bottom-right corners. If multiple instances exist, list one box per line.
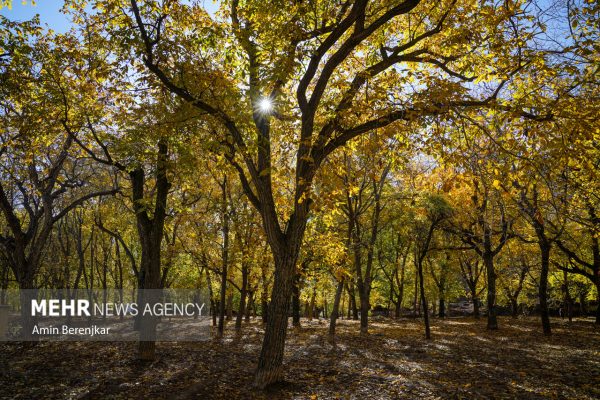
left=291, top=273, right=301, bottom=327
left=253, top=249, right=299, bottom=388
left=133, top=139, right=170, bottom=361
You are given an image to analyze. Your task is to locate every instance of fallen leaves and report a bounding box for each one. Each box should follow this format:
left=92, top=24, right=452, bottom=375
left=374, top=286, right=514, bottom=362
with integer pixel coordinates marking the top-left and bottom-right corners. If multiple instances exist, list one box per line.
left=0, top=317, right=598, bottom=399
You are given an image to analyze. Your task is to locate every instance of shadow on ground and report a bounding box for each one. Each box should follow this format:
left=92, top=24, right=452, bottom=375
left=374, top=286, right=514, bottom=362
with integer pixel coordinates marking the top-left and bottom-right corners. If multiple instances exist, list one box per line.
left=1, top=317, right=598, bottom=399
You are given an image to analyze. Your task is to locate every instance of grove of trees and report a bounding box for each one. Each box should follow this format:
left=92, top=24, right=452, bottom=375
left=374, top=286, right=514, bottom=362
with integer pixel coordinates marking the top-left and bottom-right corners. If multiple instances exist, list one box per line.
left=1, top=0, right=598, bottom=390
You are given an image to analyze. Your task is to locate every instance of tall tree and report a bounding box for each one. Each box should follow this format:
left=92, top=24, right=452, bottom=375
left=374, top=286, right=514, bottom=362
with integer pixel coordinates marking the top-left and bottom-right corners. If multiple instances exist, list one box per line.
left=84, top=0, right=556, bottom=386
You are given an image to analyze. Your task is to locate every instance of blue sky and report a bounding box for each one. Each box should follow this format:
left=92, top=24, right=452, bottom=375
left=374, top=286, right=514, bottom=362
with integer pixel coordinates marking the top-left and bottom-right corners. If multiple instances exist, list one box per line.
left=0, top=1, right=71, bottom=32
left=0, top=1, right=220, bottom=32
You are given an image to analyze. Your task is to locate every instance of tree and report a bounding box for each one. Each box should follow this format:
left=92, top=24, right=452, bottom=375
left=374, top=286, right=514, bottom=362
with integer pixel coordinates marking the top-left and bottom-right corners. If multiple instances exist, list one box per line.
left=450, top=178, right=514, bottom=329
left=458, top=254, right=485, bottom=318
left=73, top=0, right=559, bottom=387
left=412, top=194, right=452, bottom=339
left=0, top=19, right=117, bottom=337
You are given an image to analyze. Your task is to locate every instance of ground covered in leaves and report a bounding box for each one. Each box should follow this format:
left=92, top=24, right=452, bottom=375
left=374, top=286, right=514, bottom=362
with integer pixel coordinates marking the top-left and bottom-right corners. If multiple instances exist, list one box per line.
left=1, top=317, right=598, bottom=399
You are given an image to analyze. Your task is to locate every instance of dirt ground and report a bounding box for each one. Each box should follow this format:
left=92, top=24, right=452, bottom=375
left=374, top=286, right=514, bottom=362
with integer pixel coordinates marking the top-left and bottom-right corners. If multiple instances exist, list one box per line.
left=1, top=316, right=598, bottom=399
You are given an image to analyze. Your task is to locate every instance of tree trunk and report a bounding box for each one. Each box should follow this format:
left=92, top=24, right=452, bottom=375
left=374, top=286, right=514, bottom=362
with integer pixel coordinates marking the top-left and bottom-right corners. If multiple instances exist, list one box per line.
left=348, top=282, right=358, bottom=320
left=473, top=297, right=480, bottom=319
left=394, top=300, right=401, bottom=319
left=562, top=270, right=573, bottom=323
left=137, top=234, right=162, bottom=360
left=260, top=264, right=269, bottom=324
left=395, top=263, right=405, bottom=318
left=204, top=268, right=217, bottom=327
left=261, top=298, right=269, bottom=324
left=253, top=250, right=298, bottom=388
left=417, top=260, right=430, bottom=339
left=226, top=291, right=233, bottom=321
left=510, top=298, right=518, bottom=318
left=18, top=274, right=38, bottom=342
left=245, top=290, right=253, bottom=322
left=328, top=277, right=344, bottom=339
left=539, top=243, right=552, bottom=335
left=308, top=287, right=316, bottom=321
left=218, top=175, right=229, bottom=338
left=133, top=140, right=169, bottom=361
left=595, top=281, right=600, bottom=324
left=359, top=294, right=369, bottom=334
left=413, top=271, right=419, bottom=316
left=292, top=272, right=301, bottom=327
left=235, top=264, right=249, bottom=332
left=484, top=254, right=498, bottom=330
left=439, top=297, right=445, bottom=318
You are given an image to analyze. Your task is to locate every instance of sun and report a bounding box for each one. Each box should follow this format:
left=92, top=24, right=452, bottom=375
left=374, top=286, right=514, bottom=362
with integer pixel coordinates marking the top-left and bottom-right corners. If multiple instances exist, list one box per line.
left=258, top=97, right=273, bottom=114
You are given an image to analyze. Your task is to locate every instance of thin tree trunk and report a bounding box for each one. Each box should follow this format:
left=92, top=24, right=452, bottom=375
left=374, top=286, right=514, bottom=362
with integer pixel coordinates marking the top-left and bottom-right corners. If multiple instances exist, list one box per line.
left=510, top=298, right=518, bottom=318
left=235, top=264, right=248, bottom=332
left=539, top=242, right=552, bottom=335
left=245, top=290, right=253, bottom=322
left=226, top=291, right=233, bottom=321
left=348, top=282, right=358, bottom=320
left=218, top=175, right=229, bottom=338
left=595, top=281, right=600, bottom=324
left=413, top=272, right=419, bottom=316
left=417, top=260, right=430, bottom=339
left=328, top=277, right=344, bottom=339
left=308, top=287, right=316, bottom=321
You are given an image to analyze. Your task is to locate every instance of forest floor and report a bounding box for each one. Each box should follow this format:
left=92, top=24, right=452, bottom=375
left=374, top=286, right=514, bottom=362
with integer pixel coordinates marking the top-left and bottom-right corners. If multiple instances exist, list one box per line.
left=1, top=316, right=599, bottom=399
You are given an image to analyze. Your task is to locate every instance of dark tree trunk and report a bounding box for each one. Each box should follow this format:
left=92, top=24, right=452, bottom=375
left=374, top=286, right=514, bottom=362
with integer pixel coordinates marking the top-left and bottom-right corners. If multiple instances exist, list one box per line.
left=395, top=260, right=405, bottom=318
left=413, top=272, right=419, bottom=316
left=260, top=263, right=269, bottom=324
left=235, top=264, right=249, bottom=332
left=580, top=293, right=587, bottom=315
left=359, top=295, right=369, bottom=334
left=132, top=140, right=169, bottom=361
left=348, top=282, right=358, bottom=320
left=439, top=298, right=445, bottom=318
left=308, top=287, right=316, bottom=321
left=539, top=242, right=552, bottom=335
left=226, top=291, right=233, bottom=321
left=417, top=260, right=430, bottom=339
left=261, top=298, right=269, bottom=324
left=253, top=250, right=298, bottom=388
left=204, top=268, right=217, bottom=327
left=595, top=281, right=600, bottom=324
left=510, top=298, right=518, bottom=318
left=484, top=254, right=498, bottom=330
left=218, top=175, right=229, bottom=338
left=18, top=275, right=37, bottom=342
left=562, top=270, right=573, bottom=323
left=473, top=297, right=480, bottom=318
left=115, top=241, right=125, bottom=321
left=328, top=277, right=344, bottom=339
left=245, top=290, right=253, bottom=322
left=394, top=300, right=401, bottom=318
left=292, top=272, right=301, bottom=327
